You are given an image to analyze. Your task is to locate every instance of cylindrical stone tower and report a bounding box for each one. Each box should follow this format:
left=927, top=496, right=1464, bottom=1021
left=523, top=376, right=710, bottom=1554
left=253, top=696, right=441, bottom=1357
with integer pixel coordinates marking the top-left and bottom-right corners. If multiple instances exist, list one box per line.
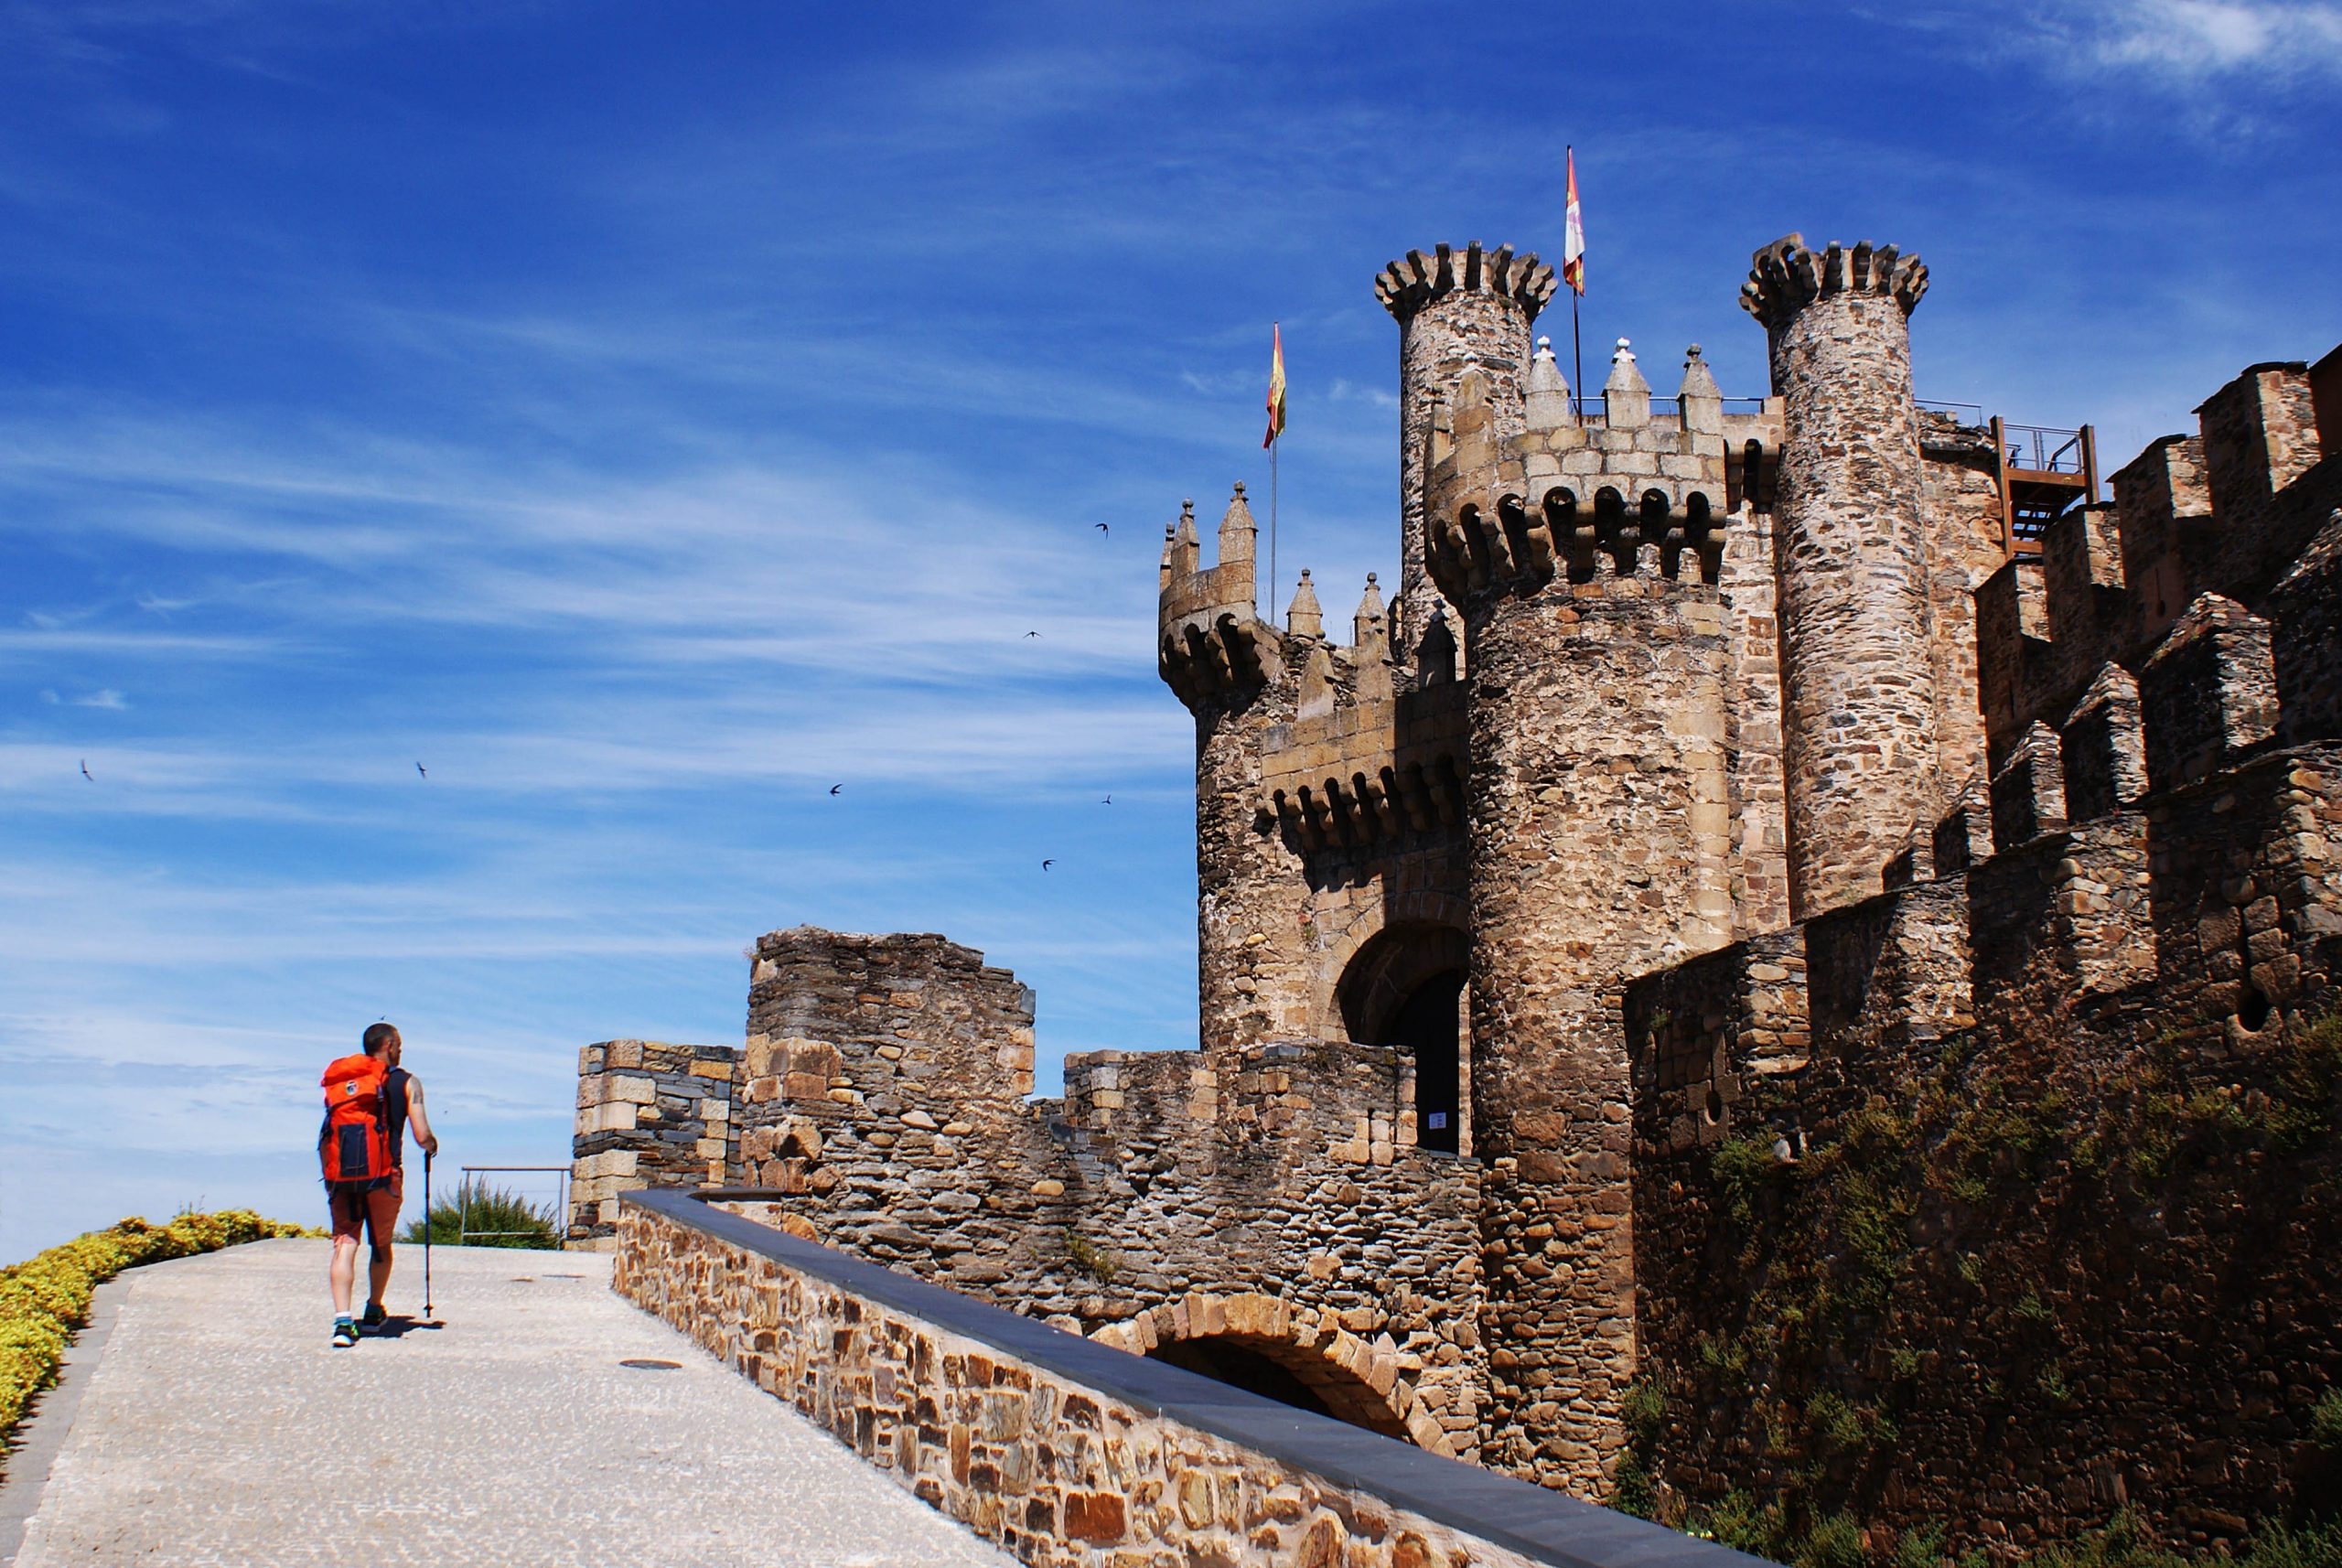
left=1741, top=234, right=1939, bottom=919
left=1425, top=371, right=1734, bottom=1493
left=1377, top=242, right=1556, bottom=668
left=1157, top=488, right=1318, bottom=1062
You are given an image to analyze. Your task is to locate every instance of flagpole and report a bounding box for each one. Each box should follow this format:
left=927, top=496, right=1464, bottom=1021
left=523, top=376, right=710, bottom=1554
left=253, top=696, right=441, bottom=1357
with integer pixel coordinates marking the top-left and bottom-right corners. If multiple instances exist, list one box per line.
left=1572, top=289, right=1584, bottom=420
left=1264, top=320, right=1283, bottom=627
left=1566, top=144, right=1585, bottom=415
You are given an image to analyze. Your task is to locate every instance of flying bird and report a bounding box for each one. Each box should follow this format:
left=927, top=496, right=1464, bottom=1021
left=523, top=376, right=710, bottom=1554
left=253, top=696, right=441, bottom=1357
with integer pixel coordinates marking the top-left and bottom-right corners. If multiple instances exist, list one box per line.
left=1041, top=859, right=1054, bottom=870
left=829, top=784, right=843, bottom=796
left=1101, top=795, right=1112, bottom=805
left=80, top=759, right=92, bottom=781
left=1024, top=630, right=1041, bottom=639
left=1093, top=522, right=1109, bottom=535
left=416, top=761, right=427, bottom=779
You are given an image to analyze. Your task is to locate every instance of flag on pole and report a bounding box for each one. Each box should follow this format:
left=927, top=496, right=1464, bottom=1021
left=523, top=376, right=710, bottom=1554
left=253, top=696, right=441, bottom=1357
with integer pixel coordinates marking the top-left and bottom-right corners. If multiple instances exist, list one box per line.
left=1262, top=324, right=1286, bottom=448
left=1563, top=147, right=1585, bottom=295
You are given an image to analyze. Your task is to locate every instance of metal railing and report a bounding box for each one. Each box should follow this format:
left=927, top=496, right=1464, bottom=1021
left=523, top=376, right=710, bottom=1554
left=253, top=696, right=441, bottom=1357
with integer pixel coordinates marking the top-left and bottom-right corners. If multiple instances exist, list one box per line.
left=457, top=1164, right=571, bottom=1243
left=1917, top=398, right=1988, bottom=426
left=2001, top=422, right=2088, bottom=474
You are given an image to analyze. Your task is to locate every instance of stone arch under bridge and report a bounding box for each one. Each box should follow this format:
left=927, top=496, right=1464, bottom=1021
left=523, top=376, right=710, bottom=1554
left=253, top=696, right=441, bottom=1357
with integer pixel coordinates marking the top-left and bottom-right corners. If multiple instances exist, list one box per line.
left=1087, top=1291, right=1458, bottom=1457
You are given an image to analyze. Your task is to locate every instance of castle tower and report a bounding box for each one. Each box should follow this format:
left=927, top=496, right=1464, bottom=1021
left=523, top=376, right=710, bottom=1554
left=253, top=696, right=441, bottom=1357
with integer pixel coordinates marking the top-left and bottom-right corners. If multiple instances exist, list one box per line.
left=1377, top=242, right=1558, bottom=668
left=1741, top=234, right=1939, bottom=918
left=1425, top=343, right=1735, bottom=1492
left=1157, top=487, right=1324, bottom=1058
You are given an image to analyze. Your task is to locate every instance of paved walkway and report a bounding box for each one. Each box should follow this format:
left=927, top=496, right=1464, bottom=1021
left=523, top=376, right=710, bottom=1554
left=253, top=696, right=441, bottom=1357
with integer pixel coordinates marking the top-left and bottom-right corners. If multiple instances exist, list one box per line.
left=3, top=1240, right=1014, bottom=1567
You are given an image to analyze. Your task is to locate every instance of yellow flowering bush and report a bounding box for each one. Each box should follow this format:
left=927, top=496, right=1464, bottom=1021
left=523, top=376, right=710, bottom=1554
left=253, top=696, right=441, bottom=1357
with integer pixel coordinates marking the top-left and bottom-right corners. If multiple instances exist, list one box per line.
left=0, top=1210, right=314, bottom=1463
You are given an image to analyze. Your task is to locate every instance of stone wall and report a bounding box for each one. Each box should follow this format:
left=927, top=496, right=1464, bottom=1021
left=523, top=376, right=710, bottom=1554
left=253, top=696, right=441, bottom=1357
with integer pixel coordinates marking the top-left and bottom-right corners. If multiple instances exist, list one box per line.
left=1979, top=355, right=2335, bottom=766
left=716, top=926, right=1492, bottom=1460
left=1616, top=330, right=2342, bottom=1548
left=1918, top=413, right=2014, bottom=805
left=615, top=1188, right=1760, bottom=1568
left=1623, top=744, right=2342, bottom=1556
left=568, top=1037, right=736, bottom=1246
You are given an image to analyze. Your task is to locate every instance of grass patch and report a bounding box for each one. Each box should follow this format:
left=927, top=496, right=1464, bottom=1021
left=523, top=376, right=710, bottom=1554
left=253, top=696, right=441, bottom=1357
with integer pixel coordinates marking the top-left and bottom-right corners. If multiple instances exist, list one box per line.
left=1061, top=1229, right=1120, bottom=1283
left=1, top=1210, right=312, bottom=1474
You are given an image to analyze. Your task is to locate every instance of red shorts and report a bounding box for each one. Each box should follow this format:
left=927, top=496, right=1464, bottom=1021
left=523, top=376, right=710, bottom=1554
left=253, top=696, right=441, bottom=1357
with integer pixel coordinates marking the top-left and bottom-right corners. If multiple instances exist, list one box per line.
left=328, top=1169, right=404, bottom=1248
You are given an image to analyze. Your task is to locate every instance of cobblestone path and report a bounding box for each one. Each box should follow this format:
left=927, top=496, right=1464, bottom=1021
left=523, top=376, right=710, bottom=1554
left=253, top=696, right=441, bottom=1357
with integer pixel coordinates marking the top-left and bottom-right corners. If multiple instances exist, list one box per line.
left=6, top=1239, right=1014, bottom=1567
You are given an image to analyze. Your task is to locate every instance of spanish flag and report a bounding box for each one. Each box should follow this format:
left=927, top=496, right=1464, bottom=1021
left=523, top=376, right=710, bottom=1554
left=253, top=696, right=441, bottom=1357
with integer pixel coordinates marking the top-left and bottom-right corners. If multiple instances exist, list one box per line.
left=1262, top=323, right=1286, bottom=449
left=1563, top=147, right=1585, bottom=296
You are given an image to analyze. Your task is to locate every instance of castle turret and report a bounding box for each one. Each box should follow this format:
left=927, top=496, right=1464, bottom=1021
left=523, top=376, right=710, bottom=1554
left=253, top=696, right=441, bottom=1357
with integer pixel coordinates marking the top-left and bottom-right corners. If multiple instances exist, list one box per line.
left=1741, top=234, right=1940, bottom=918
left=1378, top=242, right=1558, bottom=670
left=1426, top=348, right=1735, bottom=1492
left=1157, top=485, right=1311, bottom=1057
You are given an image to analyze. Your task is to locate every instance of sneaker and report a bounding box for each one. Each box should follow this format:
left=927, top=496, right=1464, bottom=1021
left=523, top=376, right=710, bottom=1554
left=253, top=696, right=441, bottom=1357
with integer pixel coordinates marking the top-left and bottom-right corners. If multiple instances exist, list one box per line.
left=360, top=1303, right=387, bottom=1334
left=332, top=1318, right=358, bottom=1348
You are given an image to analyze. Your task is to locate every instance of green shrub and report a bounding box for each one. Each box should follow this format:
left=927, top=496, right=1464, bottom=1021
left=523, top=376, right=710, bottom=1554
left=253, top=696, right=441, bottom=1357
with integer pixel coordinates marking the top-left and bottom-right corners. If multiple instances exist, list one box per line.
left=1799, top=1511, right=1867, bottom=1568
left=1, top=1210, right=311, bottom=1472
left=1714, top=1134, right=1786, bottom=1227
left=1613, top=1448, right=1657, bottom=1519
left=403, top=1180, right=560, bottom=1250
left=1622, top=1377, right=1668, bottom=1444
left=2232, top=1521, right=2342, bottom=1568
left=1894, top=1524, right=1948, bottom=1568
left=2313, top=1388, right=2342, bottom=1455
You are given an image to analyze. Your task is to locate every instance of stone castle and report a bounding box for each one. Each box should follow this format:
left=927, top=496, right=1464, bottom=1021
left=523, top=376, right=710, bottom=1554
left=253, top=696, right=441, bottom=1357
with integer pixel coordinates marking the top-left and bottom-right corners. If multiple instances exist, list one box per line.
left=574, top=231, right=2342, bottom=1555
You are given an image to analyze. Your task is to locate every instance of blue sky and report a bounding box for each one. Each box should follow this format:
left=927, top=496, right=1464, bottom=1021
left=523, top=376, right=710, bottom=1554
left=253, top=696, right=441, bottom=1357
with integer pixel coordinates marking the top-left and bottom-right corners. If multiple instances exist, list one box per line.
left=4, top=0, right=2337, bottom=1260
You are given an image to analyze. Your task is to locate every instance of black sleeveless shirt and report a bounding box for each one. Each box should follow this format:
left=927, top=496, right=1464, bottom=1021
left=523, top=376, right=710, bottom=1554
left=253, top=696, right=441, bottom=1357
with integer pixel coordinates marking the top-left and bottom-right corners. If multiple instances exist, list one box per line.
left=383, top=1068, right=413, bottom=1169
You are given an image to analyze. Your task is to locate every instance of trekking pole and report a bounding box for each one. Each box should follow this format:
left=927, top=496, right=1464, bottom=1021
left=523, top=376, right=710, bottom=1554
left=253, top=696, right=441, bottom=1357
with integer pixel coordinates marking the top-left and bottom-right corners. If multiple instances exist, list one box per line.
left=422, top=1149, right=434, bottom=1322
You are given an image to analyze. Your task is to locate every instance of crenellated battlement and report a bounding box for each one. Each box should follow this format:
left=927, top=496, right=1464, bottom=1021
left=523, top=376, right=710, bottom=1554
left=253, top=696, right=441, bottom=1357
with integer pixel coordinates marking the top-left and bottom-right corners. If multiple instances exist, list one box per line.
left=1375, top=240, right=1556, bottom=325
left=1977, top=345, right=2339, bottom=781
left=1422, top=340, right=1760, bottom=607
left=1159, top=488, right=1273, bottom=708
left=1737, top=232, right=1929, bottom=326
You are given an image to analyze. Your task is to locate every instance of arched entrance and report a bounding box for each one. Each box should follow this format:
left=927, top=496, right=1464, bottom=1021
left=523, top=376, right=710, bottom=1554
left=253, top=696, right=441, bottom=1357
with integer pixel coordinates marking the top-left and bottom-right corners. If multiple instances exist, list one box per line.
left=1335, top=924, right=1468, bottom=1155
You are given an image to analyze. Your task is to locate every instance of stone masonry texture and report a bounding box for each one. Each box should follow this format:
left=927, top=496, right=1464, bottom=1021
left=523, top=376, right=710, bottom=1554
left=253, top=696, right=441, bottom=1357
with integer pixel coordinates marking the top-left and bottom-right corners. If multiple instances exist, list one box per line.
left=1423, top=355, right=1738, bottom=1491
left=617, top=1198, right=1541, bottom=1568
left=575, top=220, right=2342, bottom=1563
left=1743, top=235, right=1943, bottom=920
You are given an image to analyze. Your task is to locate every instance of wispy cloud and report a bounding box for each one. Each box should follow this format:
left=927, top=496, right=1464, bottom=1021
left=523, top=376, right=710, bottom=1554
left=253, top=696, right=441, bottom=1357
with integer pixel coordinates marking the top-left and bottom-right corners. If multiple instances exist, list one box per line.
left=2077, top=1, right=2342, bottom=83
left=0, top=0, right=2331, bottom=1260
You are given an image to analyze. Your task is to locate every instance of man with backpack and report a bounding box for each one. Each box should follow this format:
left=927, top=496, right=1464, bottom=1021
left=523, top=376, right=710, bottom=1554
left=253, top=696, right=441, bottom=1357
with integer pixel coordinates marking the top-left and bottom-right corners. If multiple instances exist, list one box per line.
left=320, top=1021, right=438, bottom=1348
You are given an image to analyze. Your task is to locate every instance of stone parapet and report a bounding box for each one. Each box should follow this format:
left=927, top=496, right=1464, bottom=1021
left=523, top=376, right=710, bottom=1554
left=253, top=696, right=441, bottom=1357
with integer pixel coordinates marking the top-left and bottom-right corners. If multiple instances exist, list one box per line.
left=2263, top=507, right=2342, bottom=747
left=2138, top=594, right=2279, bottom=792
left=1980, top=345, right=2338, bottom=776
left=616, top=1189, right=1763, bottom=1568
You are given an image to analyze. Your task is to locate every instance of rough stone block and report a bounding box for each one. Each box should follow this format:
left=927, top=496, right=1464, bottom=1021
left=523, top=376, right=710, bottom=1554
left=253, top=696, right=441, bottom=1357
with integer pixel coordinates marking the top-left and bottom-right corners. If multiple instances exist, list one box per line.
left=2141, top=593, right=2278, bottom=791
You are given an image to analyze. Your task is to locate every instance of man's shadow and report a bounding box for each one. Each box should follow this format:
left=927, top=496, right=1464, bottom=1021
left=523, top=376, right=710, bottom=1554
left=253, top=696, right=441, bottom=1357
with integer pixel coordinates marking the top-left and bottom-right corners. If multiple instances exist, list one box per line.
left=368, top=1316, right=445, bottom=1337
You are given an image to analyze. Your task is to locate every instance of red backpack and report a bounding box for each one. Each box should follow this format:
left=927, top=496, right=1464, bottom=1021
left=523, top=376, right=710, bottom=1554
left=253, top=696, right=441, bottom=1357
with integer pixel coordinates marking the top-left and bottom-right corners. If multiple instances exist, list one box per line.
left=320, top=1054, right=395, bottom=1186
